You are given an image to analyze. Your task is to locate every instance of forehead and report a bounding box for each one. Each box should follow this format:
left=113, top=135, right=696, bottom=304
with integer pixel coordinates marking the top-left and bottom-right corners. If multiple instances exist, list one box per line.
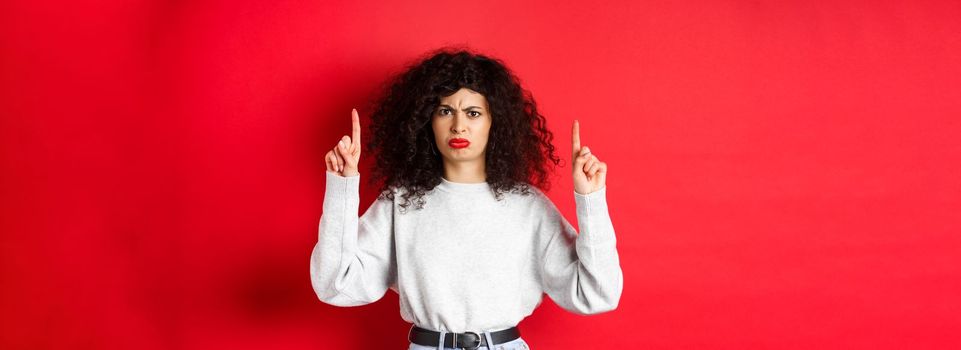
left=439, top=88, right=488, bottom=107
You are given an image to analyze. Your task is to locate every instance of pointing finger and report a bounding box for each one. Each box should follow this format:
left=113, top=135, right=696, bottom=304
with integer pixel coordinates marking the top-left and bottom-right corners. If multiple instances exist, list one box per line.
left=572, top=120, right=581, bottom=157
left=351, top=108, right=361, bottom=149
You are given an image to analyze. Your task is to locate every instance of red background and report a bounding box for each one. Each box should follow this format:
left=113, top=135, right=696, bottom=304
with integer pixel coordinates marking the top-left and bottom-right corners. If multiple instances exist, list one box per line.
left=2, top=0, right=959, bottom=349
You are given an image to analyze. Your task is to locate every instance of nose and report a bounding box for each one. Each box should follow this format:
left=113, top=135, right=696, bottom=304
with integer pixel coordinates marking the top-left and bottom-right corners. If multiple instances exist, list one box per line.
left=450, top=112, right=468, bottom=134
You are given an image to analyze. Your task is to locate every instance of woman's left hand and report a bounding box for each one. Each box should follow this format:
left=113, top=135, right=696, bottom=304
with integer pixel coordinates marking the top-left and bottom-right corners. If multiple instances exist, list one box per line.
left=571, top=120, right=607, bottom=195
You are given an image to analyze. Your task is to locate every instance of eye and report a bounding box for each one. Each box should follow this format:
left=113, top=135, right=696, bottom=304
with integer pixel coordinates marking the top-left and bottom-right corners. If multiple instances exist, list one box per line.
left=468, top=111, right=481, bottom=118
left=437, top=108, right=451, bottom=116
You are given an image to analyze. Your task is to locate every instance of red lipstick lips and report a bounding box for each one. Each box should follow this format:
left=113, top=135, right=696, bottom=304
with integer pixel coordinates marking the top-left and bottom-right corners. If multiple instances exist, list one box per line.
left=448, top=138, right=470, bottom=149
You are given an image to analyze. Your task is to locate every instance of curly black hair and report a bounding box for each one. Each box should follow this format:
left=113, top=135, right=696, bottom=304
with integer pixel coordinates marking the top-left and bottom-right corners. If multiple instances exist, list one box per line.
left=365, top=46, right=561, bottom=213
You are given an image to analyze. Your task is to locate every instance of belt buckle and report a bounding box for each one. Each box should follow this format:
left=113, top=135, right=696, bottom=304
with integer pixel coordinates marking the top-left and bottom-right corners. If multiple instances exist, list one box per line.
left=459, top=331, right=481, bottom=350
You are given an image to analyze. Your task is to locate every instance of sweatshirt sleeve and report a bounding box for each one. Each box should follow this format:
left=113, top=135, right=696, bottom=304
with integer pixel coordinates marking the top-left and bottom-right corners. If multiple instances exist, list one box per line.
left=536, top=185, right=624, bottom=315
left=310, top=171, right=396, bottom=307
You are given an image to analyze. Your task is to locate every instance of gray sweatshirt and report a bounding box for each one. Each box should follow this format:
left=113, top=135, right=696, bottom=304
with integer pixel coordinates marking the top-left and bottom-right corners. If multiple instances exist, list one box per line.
left=310, top=171, right=623, bottom=333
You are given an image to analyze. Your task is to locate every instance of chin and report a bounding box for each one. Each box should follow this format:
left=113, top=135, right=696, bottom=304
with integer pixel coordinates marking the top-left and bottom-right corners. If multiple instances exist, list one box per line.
left=444, top=151, right=479, bottom=160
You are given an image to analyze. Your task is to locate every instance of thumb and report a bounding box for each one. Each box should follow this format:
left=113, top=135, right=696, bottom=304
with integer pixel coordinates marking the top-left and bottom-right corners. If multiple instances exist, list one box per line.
left=336, top=141, right=355, bottom=164
left=573, top=146, right=590, bottom=171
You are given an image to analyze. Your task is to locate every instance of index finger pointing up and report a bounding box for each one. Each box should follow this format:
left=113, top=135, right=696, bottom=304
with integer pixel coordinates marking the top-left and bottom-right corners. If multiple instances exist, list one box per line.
left=572, top=119, right=581, bottom=155
left=351, top=108, right=361, bottom=147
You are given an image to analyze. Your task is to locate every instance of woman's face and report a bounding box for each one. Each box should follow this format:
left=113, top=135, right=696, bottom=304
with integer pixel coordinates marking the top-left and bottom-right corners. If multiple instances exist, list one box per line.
left=431, top=87, right=492, bottom=164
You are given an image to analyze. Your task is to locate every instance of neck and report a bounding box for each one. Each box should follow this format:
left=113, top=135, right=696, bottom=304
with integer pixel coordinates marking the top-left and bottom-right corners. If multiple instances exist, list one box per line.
left=442, top=159, right=486, bottom=183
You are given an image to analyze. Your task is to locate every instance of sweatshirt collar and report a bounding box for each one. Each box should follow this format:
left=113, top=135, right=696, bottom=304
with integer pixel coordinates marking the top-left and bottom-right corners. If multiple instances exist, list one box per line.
left=436, top=176, right=490, bottom=193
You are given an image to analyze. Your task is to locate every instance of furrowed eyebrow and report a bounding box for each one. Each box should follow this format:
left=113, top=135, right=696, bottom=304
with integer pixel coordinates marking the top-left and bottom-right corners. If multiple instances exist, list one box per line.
left=439, top=104, right=485, bottom=111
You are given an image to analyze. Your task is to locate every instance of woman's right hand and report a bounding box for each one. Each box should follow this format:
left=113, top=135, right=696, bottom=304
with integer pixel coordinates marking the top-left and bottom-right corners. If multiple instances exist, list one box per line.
left=325, top=108, right=362, bottom=177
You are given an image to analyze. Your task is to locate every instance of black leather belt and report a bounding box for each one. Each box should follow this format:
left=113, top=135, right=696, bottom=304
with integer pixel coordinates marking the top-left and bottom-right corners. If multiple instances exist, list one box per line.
left=408, top=325, right=520, bottom=350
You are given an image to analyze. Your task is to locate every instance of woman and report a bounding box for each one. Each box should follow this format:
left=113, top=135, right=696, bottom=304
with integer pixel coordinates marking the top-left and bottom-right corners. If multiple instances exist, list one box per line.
left=310, top=48, right=623, bottom=350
